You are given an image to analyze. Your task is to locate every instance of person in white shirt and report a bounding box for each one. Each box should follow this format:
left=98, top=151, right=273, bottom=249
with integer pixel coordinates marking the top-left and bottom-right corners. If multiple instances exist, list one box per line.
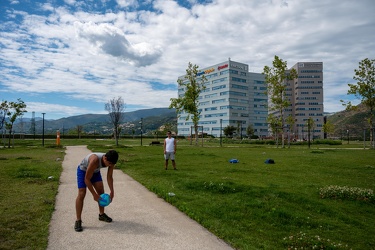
left=163, top=131, right=177, bottom=170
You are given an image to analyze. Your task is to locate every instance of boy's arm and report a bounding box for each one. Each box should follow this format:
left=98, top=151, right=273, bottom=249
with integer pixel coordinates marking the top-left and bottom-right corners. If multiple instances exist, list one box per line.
left=107, top=165, right=114, bottom=201
left=85, top=155, right=100, bottom=202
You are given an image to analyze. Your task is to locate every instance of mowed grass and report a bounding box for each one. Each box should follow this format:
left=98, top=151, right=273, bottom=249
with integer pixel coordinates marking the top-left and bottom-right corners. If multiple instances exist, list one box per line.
left=90, top=140, right=375, bottom=249
left=0, top=142, right=64, bottom=250
left=1, top=138, right=375, bottom=249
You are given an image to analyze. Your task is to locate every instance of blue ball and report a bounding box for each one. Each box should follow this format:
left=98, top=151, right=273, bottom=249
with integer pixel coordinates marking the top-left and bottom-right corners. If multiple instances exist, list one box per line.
left=98, top=193, right=111, bottom=207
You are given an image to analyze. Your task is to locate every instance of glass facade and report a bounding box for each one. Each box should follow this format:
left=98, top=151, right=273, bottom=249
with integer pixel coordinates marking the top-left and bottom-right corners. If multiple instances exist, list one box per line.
left=176, top=60, right=268, bottom=138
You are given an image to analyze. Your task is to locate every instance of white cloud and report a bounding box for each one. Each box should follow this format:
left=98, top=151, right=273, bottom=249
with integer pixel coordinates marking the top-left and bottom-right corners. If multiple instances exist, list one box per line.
left=116, top=0, right=138, bottom=8
left=26, top=102, right=95, bottom=117
left=1, top=0, right=375, bottom=118
left=74, top=21, right=162, bottom=66
left=64, top=0, right=76, bottom=6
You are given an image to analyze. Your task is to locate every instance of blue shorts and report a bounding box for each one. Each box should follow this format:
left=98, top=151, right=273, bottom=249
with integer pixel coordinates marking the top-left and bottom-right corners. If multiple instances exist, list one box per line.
left=77, top=166, right=103, bottom=189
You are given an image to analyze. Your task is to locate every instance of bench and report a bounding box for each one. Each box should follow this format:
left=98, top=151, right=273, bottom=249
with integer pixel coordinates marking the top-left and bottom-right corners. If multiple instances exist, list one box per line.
left=149, top=141, right=161, bottom=146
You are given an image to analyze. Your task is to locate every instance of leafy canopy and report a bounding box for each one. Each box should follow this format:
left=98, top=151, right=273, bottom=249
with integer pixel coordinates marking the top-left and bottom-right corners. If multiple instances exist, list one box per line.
left=170, top=62, right=207, bottom=145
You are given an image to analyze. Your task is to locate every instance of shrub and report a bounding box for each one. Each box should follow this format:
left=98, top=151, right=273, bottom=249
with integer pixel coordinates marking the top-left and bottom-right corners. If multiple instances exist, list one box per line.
left=314, top=139, right=342, bottom=145
left=283, top=231, right=350, bottom=249
left=319, top=185, right=374, bottom=202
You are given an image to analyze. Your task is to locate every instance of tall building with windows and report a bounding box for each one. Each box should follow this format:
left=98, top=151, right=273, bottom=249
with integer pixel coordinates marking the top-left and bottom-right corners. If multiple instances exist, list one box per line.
left=289, top=62, right=324, bottom=139
left=176, top=59, right=268, bottom=138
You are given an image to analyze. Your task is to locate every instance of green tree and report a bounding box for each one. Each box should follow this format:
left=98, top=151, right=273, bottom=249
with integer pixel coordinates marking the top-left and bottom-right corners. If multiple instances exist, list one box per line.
left=306, top=117, right=315, bottom=148
left=170, top=62, right=207, bottom=146
left=344, top=58, right=375, bottom=148
left=4, top=99, right=27, bottom=148
left=285, top=115, right=295, bottom=148
left=263, top=55, right=298, bottom=148
left=0, top=100, right=9, bottom=131
left=267, top=114, right=282, bottom=147
left=105, top=96, right=125, bottom=146
left=246, top=124, right=254, bottom=138
left=76, top=125, right=83, bottom=139
left=223, top=125, right=236, bottom=138
left=323, top=120, right=335, bottom=139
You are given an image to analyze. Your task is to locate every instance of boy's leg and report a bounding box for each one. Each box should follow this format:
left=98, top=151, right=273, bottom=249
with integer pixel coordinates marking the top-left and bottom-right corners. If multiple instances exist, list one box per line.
left=75, top=168, right=86, bottom=232
left=76, top=188, right=86, bottom=221
left=170, top=152, right=176, bottom=170
left=76, top=167, right=87, bottom=222
left=164, top=153, right=169, bottom=169
left=93, top=180, right=113, bottom=223
left=165, top=159, right=168, bottom=169
left=93, top=181, right=105, bottom=215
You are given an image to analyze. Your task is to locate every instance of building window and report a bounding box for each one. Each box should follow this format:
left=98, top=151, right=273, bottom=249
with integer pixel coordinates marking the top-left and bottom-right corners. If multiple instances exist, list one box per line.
left=212, top=98, right=226, bottom=104
left=206, top=73, right=218, bottom=79
left=232, top=84, right=248, bottom=90
left=205, top=93, right=218, bottom=98
left=212, top=84, right=226, bottom=90
left=212, top=77, right=227, bottom=84
left=220, top=70, right=229, bottom=75
left=232, top=77, right=247, bottom=83
left=205, top=107, right=217, bottom=111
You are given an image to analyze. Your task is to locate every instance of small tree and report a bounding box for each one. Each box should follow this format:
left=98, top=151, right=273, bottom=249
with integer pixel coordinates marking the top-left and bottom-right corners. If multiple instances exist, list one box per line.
left=267, top=114, right=282, bottom=147
left=4, top=99, right=27, bottom=148
left=323, top=120, right=335, bottom=139
left=170, top=62, right=207, bottom=146
left=263, top=55, right=298, bottom=148
left=246, top=124, right=254, bottom=138
left=306, top=117, right=315, bottom=148
left=76, top=125, right=83, bottom=139
left=343, top=58, right=375, bottom=148
left=105, top=96, right=125, bottom=146
left=0, top=100, right=9, bottom=131
left=223, top=125, right=236, bottom=138
left=285, top=115, right=295, bottom=147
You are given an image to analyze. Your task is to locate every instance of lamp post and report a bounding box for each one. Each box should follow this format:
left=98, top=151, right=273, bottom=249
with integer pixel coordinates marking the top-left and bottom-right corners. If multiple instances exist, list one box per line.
left=42, top=113, right=46, bottom=147
left=140, top=118, right=143, bottom=146
left=220, top=119, right=222, bottom=147
left=240, top=122, right=242, bottom=140
left=347, top=129, right=349, bottom=144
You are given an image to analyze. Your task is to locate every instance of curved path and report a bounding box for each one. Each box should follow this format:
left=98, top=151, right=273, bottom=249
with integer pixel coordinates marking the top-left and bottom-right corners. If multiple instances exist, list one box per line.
left=47, top=145, right=233, bottom=250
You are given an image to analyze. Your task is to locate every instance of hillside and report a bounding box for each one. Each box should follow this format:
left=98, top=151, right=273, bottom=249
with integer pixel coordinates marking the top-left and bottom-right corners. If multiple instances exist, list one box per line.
left=327, top=103, right=374, bottom=140
left=11, top=104, right=374, bottom=139
left=13, top=108, right=177, bottom=135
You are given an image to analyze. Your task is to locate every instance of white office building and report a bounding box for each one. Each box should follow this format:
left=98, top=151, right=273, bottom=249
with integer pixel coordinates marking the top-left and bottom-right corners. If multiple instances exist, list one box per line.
left=176, top=59, right=269, bottom=138
left=289, top=62, right=324, bottom=139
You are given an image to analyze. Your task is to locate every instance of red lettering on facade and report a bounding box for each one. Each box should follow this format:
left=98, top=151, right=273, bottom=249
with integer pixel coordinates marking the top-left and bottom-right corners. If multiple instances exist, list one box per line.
left=218, top=64, right=228, bottom=70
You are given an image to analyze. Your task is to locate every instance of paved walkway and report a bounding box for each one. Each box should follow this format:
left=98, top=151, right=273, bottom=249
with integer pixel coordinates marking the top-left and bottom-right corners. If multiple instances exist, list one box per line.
left=47, top=146, right=233, bottom=250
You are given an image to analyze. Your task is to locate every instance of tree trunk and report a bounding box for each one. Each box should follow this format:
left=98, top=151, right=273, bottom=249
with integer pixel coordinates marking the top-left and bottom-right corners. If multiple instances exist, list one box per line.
left=194, top=125, right=198, bottom=146
left=115, top=127, right=119, bottom=146
left=8, top=130, right=11, bottom=148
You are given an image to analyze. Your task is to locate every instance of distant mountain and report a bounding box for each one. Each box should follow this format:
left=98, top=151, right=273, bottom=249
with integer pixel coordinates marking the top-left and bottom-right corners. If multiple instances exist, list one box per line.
left=12, top=105, right=372, bottom=139
left=327, top=103, right=374, bottom=139
left=13, top=108, right=177, bottom=134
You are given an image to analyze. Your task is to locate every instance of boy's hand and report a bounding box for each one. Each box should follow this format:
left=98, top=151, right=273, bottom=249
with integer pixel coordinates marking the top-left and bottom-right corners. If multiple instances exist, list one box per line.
left=93, top=193, right=100, bottom=202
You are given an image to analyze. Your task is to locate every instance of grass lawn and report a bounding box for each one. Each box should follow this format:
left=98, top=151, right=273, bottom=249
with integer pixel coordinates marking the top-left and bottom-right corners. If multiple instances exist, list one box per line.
left=91, top=139, right=375, bottom=249
left=0, top=138, right=374, bottom=249
left=0, top=141, right=64, bottom=250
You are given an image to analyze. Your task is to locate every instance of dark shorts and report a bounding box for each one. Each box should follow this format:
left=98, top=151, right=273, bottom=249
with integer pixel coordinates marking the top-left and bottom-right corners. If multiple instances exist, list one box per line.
left=77, top=166, right=103, bottom=189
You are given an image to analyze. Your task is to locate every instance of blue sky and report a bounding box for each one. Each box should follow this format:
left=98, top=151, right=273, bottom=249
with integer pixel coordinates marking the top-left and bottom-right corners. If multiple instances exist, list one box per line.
left=1, top=0, right=374, bottom=120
